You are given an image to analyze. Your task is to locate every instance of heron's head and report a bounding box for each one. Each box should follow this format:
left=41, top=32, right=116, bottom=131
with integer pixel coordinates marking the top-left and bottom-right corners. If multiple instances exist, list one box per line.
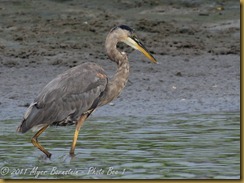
left=110, top=25, right=157, bottom=63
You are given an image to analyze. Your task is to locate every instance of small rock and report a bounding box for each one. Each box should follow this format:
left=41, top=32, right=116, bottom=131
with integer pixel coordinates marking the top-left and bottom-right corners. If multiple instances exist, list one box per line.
left=109, top=103, right=115, bottom=106
left=176, top=72, right=182, bottom=77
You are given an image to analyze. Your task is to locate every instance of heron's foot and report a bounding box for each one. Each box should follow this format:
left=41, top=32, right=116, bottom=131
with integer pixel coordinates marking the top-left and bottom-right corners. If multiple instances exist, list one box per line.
left=46, top=152, right=52, bottom=158
left=69, top=152, right=76, bottom=158
left=38, top=153, right=52, bottom=161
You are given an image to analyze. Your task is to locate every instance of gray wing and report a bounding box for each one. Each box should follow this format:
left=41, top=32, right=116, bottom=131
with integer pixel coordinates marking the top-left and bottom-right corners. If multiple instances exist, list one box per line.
left=17, top=62, right=108, bottom=133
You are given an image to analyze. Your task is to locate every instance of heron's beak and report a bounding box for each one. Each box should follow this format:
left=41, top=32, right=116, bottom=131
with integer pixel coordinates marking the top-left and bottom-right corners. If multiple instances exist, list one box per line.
left=123, top=36, right=157, bottom=63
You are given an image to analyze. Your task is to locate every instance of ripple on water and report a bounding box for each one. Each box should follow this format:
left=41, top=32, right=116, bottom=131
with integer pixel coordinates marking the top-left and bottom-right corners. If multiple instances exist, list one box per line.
left=0, top=112, right=240, bottom=179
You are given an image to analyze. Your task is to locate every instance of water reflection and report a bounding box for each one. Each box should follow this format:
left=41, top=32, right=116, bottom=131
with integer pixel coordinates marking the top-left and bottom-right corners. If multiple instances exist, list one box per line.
left=0, top=112, right=240, bottom=179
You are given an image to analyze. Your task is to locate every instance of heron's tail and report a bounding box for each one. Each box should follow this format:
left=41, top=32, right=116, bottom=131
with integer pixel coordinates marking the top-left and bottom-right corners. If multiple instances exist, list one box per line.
left=16, top=117, right=33, bottom=133
left=16, top=120, right=26, bottom=133
left=16, top=126, right=22, bottom=133
left=16, top=102, right=38, bottom=133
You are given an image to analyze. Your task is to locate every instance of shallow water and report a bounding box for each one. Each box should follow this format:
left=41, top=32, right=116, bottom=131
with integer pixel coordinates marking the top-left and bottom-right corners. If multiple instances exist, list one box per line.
left=0, top=112, right=240, bottom=179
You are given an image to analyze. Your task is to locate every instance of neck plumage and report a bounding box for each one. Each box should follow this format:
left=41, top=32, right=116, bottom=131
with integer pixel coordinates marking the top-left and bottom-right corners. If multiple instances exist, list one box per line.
left=99, top=34, right=130, bottom=106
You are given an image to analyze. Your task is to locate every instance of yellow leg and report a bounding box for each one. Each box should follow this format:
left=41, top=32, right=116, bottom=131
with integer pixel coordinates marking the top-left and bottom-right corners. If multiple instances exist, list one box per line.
left=31, top=125, right=51, bottom=158
left=70, top=114, right=88, bottom=156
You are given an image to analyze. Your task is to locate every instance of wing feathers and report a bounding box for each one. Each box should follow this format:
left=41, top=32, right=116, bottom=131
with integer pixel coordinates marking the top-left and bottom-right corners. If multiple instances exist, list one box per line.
left=17, top=62, right=108, bottom=133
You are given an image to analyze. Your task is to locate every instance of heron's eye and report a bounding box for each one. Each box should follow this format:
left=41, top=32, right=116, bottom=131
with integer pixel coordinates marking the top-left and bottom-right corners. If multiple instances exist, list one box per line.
left=131, top=35, right=140, bottom=43
left=131, top=35, right=138, bottom=41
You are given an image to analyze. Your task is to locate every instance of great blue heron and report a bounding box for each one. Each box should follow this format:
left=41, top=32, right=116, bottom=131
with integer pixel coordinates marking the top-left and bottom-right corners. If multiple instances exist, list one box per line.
left=16, top=25, right=157, bottom=158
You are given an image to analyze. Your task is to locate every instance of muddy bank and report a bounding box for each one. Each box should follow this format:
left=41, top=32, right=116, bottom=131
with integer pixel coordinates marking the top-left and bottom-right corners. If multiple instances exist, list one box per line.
left=0, top=53, right=239, bottom=119
left=0, top=0, right=240, bottom=120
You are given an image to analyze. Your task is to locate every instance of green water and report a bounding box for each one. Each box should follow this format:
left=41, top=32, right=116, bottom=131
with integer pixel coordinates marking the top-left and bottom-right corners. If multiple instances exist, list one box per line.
left=0, top=112, right=240, bottom=179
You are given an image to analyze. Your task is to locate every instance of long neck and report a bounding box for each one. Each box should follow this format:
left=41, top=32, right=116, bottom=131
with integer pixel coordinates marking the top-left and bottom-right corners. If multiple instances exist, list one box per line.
left=99, top=34, right=130, bottom=106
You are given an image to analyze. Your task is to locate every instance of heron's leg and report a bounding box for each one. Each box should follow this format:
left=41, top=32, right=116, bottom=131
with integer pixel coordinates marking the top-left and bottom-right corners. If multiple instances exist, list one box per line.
left=70, top=114, right=88, bottom=156
left=31, top=125, right=51, bottom=158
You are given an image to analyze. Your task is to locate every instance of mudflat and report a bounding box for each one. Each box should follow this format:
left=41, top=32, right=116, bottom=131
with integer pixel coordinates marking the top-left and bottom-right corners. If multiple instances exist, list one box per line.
left=0, top=0, right=240, bottom=119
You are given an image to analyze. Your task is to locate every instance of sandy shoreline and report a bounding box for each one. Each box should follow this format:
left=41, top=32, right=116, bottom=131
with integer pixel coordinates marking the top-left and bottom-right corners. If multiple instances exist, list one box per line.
left=0, top=0, right=240, bottom=120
